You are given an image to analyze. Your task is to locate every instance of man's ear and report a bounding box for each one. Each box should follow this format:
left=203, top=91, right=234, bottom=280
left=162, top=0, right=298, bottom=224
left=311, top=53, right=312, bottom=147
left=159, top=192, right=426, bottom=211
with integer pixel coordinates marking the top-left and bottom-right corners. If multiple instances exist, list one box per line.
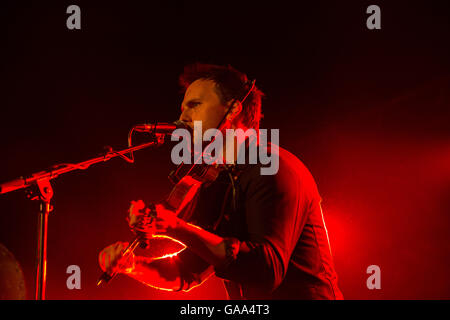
left=226, top=100, right=243, bottom=121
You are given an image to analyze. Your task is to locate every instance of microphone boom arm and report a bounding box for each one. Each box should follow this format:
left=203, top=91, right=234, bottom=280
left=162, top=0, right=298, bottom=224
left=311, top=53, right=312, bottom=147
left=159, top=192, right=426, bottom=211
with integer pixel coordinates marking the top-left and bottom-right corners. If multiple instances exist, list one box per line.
left=0, top=131, right=168, bottom=299
left=0, top=139, right=164, bottom=195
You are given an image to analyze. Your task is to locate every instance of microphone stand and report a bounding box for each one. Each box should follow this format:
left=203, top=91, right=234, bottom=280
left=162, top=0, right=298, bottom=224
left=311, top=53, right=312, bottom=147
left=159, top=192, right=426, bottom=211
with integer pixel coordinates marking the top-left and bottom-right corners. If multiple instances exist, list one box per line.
left=0, top=135, right=165, bottom=300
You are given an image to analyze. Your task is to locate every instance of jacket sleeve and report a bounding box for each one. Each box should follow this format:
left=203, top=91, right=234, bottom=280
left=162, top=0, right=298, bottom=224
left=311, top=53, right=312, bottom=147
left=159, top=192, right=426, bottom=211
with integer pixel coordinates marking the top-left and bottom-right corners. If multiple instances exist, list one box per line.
left=214, top=162, right=311, bottom=292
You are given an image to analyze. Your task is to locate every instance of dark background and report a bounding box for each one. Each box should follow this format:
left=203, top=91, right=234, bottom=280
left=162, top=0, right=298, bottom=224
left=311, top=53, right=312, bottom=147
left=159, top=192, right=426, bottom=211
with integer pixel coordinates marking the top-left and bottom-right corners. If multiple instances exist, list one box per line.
left=0, top=0, right=449, bottom=299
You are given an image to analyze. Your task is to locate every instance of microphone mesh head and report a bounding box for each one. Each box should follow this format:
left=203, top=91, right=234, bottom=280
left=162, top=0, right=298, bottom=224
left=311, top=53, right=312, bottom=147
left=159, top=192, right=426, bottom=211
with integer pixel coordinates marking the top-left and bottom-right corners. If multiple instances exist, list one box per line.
left=173, top=120, right=189, bottom=130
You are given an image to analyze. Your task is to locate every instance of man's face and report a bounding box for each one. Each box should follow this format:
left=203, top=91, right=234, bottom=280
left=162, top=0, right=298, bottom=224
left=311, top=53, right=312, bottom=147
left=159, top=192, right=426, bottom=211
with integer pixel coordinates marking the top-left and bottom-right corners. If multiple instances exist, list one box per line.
left=179, top=79, right=230, bottom=143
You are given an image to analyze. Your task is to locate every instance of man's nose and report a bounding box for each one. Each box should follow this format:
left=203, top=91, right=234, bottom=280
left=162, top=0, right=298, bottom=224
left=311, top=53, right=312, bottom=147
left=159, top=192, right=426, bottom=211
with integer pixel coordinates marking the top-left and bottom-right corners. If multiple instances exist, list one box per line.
left=179, top=106, right=191, bottom=123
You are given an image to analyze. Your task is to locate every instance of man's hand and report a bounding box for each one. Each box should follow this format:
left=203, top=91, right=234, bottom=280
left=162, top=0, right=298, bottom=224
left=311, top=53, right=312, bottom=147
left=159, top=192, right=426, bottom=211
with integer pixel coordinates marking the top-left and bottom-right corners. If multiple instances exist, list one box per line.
left=98, top=241, right=135, bottom=274
left=154, top=204, right=181, bottom=235
left=127, top=199, right=182, bottom=236
left=127, top=200, right=147, bottom=229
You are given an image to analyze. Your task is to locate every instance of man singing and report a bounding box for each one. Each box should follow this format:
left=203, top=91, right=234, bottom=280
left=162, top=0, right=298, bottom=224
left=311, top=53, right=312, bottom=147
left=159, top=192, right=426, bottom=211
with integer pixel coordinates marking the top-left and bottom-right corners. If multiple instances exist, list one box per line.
left=98, top=63, right=343, bottom=299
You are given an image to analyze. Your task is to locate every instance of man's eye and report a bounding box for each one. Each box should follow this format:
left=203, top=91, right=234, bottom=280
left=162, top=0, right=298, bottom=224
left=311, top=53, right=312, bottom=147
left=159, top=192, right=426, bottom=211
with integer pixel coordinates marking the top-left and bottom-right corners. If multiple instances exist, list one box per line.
left=188, top=102, right=200, bottom=108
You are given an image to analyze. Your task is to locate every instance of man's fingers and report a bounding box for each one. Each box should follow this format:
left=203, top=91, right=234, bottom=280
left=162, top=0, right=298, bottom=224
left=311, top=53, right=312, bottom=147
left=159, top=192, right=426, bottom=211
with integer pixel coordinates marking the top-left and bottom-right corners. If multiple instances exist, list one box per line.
left=129, top=200, right=145, bottom=212
left=155, top=203, right=165, bottom=213
left=98, top=242, right=130, bottom=272
left=120, top=242, right=129, bottom=253
left=99, top=249, right=111, bottom=270
left=113, top=242, right=126, bottom=257
left=135, top=200, right=146, bottom=210
left=99, top=251, right=105, bottom=270
left=128, top=200, right=146, bottom=227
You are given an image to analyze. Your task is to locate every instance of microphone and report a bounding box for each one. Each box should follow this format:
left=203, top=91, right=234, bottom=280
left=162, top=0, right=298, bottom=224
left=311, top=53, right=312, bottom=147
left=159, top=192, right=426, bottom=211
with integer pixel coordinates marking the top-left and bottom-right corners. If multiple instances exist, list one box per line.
left=133, top=120, right=189, bottom=134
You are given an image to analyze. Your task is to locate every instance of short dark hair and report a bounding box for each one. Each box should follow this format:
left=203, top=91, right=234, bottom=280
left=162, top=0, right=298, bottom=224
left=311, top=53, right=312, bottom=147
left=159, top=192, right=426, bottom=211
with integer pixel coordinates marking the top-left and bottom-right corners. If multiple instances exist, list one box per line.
left=179, top=63, right=264, bottom=129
